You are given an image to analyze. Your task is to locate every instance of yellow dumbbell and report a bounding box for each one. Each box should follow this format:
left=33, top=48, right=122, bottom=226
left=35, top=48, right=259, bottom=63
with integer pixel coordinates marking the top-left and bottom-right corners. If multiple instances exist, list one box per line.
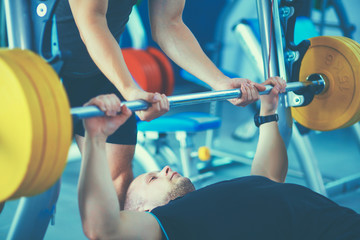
left=198, top=146, right=211, bottom=161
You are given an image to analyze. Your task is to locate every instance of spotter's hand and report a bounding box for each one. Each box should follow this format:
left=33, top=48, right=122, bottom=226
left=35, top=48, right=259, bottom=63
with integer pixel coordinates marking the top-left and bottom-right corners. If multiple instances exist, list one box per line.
left=127, top=89, right=169, bottom=122
left=214, top=78, right=266, bottom=107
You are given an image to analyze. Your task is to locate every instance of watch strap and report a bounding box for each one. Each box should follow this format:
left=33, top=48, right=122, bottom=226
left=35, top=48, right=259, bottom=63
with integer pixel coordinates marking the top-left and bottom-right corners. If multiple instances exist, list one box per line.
left=254, top=113, right=279, bottom=127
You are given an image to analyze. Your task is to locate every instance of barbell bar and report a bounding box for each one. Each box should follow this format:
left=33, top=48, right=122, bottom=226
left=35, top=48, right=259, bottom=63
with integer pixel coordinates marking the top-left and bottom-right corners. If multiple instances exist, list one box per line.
left=71, top=75, right=326, bottom=119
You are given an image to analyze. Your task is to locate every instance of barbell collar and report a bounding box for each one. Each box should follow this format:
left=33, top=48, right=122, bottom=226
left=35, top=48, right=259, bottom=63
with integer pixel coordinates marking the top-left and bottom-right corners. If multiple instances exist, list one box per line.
left=71, top=76, right=325, bottom=119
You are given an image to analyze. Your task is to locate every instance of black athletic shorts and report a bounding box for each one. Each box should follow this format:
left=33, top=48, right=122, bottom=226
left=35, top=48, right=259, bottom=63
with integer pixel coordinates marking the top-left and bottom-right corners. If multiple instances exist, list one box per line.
left=61, top=72, right=137, bottom=145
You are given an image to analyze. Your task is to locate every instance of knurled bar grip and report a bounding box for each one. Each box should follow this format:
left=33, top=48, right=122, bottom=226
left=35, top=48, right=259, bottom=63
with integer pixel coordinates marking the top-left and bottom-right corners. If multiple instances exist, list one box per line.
left=71, top=76, right=325, bottom=119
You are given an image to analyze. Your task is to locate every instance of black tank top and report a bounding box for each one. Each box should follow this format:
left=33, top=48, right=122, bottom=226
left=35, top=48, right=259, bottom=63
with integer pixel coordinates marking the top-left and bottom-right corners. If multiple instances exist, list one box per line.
left=151, top=176, right=360, bottom=240
left=55, top=0, right=137, bottom=77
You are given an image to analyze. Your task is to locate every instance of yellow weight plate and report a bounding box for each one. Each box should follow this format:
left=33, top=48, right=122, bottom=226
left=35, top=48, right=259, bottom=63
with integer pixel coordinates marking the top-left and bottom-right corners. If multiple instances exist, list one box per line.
left=0, top=50, right=44, bottom=202
left=328, top=36, right=360, bottom=128
left=11, top=50, right=61, bottom=197
left=3, top=50, right=60, bottom=198
left=307, top=36, right=360, bottom=130
left=332, top=37, right=360, bottom=126
left=26, top=51, right=72, bottom=195
left=3, top=50, right=51, bottom=198
left=350, top=40, right=360, bottom=124
left=16, top=51, right=65, bottom=196
left=292, top=36, right=360, bottom=131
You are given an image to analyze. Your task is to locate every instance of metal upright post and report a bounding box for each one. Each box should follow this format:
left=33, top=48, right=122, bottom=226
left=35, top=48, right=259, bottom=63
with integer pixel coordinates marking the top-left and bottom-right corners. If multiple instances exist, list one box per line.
left=6, top=182, right=61, bottom=240
left=351, top=123, right=360, bottom=148
left=0, top=0, right=7, bottom=47
left=291, top=127, right=327, bottom=195
left=4, top=0, right=33, bottom=49
left=256, top=0, right=292, bottom=145
left=319, top=0, right=328, bottom=36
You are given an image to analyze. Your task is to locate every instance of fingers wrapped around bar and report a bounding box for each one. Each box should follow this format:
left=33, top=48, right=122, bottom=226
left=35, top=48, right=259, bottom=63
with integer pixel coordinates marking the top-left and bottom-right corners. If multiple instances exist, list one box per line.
left=83, top=94, right=133, bottom=139
left=260, top=77, right=287, bottom=115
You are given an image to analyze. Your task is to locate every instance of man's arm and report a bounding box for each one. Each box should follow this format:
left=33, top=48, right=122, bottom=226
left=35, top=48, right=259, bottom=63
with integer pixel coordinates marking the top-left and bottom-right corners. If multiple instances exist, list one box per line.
left=251, top=77, right=288, bottom=183
left=69, top=0, right=137, bottom=97
left=78, top=95, right=161, bottom=240
left=68, top=0, right=168, bottom=121
left=148, top=0, right=266, bottom=106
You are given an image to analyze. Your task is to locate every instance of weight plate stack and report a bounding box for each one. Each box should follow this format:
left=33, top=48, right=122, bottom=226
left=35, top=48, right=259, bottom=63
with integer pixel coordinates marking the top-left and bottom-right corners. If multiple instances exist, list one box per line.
left=292, top=36, right=360, bottom=131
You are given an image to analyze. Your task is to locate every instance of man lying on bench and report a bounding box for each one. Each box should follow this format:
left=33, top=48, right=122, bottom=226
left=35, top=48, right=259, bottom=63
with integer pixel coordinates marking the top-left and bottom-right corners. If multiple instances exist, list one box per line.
left=78, top=77, right=360, bottom=240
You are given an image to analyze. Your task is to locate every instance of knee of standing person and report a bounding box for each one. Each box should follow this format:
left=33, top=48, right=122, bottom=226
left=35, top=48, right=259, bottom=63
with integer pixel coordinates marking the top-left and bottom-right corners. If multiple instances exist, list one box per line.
left=124, top=166, right=195, bottom=212
left=109, top=152, right=134, bottom=181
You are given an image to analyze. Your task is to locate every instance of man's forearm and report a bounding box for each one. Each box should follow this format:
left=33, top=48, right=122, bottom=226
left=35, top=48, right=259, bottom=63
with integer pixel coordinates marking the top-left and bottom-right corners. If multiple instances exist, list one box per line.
left=78, top=134, right=122, bottom=238
left=81, top=19, right=138, bottom=96
left=154, top=22, right=229, bottom=89
left=251, top=121, right=288, bottom=183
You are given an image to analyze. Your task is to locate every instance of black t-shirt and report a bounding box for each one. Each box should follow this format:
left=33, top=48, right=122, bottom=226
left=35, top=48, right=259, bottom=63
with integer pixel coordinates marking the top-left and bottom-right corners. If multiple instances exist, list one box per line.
left=151, top=176, right=360, bottom=240
left=54, top=0, right=137, bottom=77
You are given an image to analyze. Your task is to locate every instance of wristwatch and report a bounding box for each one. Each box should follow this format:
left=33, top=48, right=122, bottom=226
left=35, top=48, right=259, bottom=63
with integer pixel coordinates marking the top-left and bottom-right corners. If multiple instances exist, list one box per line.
left=254, top=113, right=279, bottom=127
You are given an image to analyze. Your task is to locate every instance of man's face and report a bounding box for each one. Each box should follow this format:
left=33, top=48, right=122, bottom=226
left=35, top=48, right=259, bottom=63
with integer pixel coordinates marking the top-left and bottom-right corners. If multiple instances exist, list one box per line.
left=127, top=166, right=195, bottom=211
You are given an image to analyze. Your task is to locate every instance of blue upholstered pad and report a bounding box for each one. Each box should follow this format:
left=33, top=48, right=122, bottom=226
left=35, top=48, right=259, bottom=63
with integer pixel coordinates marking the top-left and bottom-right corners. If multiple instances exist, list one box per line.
left=137, top=112, right=221, bottom=132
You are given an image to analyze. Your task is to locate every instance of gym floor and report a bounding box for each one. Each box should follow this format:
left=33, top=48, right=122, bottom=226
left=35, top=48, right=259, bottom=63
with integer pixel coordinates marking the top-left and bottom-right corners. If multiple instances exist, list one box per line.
left=0, top=81, right=359, bottom=240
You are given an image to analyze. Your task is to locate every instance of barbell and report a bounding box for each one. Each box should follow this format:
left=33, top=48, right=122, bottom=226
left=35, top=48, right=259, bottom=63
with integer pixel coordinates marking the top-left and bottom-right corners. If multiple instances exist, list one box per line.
left=1, top=36, right=360, bottom=202
left=71, top=77, right=326, bottom=119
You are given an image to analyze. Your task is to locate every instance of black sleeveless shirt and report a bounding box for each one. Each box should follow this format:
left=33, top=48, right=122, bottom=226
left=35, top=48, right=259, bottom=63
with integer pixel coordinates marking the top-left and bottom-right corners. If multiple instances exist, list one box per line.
left=151, top=176, right=360, bottom=240
left=55, top=0, right=137, bottom=77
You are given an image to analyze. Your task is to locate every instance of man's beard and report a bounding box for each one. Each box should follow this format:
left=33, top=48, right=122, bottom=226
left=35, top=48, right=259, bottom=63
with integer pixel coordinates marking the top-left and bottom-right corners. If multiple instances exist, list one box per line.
left=169, top=177, right=195, bottom=200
